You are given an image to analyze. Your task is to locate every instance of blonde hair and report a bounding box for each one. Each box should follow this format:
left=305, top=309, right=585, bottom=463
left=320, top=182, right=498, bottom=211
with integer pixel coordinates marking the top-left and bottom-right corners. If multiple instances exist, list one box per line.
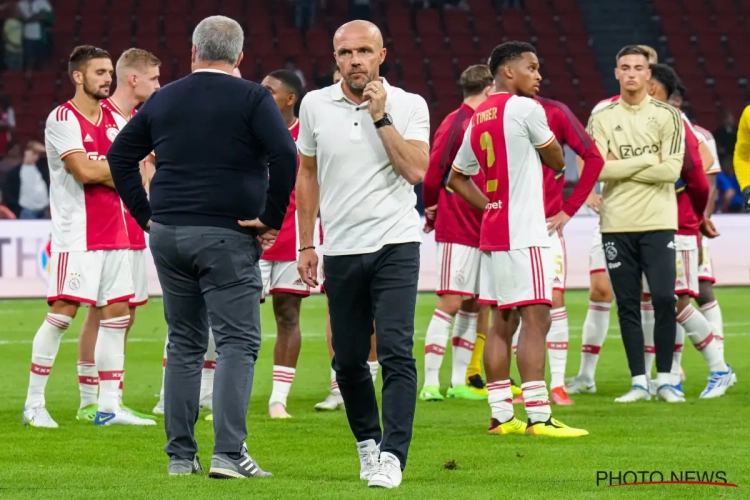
left=116, top=48, right=161, bottom=81
left=637, top=45, right=658, bottom=64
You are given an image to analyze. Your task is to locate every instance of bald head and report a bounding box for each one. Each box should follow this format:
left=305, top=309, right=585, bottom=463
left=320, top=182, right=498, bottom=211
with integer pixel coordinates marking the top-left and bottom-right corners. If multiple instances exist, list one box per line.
left=333, top=20, right=383, bottom=52
left=333, top=21, right=386, bottom=93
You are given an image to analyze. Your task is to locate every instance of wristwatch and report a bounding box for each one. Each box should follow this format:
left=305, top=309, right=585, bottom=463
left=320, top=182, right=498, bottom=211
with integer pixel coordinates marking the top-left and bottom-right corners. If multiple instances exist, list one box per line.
left=373, top=114, right=393, bottom=129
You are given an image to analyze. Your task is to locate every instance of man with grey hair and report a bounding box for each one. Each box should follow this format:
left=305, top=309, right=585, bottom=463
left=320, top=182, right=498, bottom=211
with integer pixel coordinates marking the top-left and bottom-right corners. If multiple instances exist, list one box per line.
left=108, top=15, right=298, bottom=479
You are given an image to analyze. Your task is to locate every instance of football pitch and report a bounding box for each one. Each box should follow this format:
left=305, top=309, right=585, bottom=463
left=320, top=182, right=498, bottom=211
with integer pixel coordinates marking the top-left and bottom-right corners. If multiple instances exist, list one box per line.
left=1, top=289, right=748, bottom=499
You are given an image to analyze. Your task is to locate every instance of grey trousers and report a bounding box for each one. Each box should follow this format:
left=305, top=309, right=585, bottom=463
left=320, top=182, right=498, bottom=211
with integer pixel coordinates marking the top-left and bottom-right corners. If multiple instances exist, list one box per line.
left=149, top=222, right=263, bottom=459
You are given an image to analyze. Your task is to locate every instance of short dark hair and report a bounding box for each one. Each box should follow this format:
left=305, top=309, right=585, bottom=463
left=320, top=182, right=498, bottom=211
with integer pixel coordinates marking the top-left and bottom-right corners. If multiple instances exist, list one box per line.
left=267, top=69, right=304, bottom=100
left=459, top=64, right=493, bottom=98
left=488, top=41, right=537, bottom=77
left=616, top=45, right=651, bottom=64
left=68, top=45, right=111, bottom=80
left=671, top=78, right=687, bottom=101
left=649, top=63, right=679, bottom=99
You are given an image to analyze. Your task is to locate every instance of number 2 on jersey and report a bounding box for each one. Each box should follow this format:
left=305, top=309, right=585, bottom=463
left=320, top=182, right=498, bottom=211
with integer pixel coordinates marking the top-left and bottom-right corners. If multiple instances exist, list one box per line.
left=480, top=131, right=498, bottom=193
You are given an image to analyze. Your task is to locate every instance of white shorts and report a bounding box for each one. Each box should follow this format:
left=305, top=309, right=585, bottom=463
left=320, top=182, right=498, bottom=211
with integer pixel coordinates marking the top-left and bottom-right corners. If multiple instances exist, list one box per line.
left=641, top=235, right=699, bottom=297
left=489, top=247, right=553, bottom=310
left=130, top=249, right=148, bottom=307
left=436, top=242, right=481, bottom=297
left=550, top=231, right=567, bottom=291
left=589, top=224, right=607, bottom=274
left=698, top=236, right=714, bottom=283
left=478, top=251, right=496, bottom=305
left=259, top=259, right=310, bottom=301
left=47, top=250, right=134, bottom=307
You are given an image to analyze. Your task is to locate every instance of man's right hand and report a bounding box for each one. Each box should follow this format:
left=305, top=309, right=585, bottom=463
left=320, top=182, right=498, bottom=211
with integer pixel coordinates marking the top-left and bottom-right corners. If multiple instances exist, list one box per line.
left=586, top=191, right=602, bottom=213
left=238, top=218, right=279, bottom=250
left=297, top=248, right=319, bottom=288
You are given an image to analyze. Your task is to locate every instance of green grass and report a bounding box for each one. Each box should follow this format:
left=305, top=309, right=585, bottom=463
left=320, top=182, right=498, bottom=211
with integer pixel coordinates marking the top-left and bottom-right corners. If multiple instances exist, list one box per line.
left=0, top=290, right=748, bottom=499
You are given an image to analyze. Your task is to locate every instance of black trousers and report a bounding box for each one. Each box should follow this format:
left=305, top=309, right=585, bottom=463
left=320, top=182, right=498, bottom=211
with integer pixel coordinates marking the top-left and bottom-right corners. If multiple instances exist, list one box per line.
left=323, top=243, right=420, bottom=470
left=601, top=230, right=676, bottom=376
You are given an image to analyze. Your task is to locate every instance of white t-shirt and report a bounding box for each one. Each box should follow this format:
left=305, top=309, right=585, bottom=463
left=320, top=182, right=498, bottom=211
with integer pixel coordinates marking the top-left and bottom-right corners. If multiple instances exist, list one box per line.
left=17, top=0, right=52, bottom=40
left=19, top=163, right=48, bottom=210
left=452, top=93, right=552, bottom=251
left=297, top=79, right=430, bottom=256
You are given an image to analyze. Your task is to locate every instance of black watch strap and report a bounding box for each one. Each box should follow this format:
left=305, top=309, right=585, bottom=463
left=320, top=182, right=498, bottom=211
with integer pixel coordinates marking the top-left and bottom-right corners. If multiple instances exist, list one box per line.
left=374, top=114, right=392, bottom=129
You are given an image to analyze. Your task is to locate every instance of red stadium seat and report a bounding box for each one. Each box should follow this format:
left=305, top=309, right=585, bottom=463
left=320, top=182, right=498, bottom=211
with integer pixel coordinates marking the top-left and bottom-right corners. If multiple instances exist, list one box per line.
left=443, top=10, right=471, bottom=37
left=416, top=9, right=442, bottom=36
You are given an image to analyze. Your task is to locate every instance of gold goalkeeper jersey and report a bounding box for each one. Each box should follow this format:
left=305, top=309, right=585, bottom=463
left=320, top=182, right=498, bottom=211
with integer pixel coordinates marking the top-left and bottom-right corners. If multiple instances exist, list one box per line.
left=734, top=105, right=750, bottom=191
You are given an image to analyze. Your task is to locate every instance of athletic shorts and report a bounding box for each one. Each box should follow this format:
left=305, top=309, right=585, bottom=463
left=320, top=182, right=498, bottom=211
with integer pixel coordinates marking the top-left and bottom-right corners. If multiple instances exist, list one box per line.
left=129, top=249, right=148, bottom=307
left=488, top=247, right=553, bottom=310
left=641, top=235, right=698, bottom=297
left=259, top=259, right=310, bottom=301
left=550, top=231, right=567, bottom=292
left=478, top=251, right=496, bottom=306
left=698, top=236, right=715, bottom=282
left=47, top=250, right=134, bottom=307
left=589, top=224, right=606, bottom=274
left=436, top=242, right=481, bottom=297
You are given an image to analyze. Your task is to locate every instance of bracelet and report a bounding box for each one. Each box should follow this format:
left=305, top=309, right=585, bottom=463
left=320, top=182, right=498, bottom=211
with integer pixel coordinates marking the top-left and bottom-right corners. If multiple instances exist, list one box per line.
left=299, top=246, right=316, bottom=252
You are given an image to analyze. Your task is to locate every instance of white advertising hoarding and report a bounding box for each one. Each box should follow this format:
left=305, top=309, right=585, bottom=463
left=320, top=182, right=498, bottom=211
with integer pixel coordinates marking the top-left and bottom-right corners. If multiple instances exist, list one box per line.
left=0, top=216, right=747, bottom=299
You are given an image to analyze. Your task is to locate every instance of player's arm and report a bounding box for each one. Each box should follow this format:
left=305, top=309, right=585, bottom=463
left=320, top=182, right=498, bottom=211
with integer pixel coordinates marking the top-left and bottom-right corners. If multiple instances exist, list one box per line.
left=556, top=105, right=605, bottom=216
left=63, top=153, right=114, bottom=188
left=376, top=95, right=430, bottom=185
left=698, top=142, right=714, bottom=172
left=705, top=173, right=718, bottom=216
left=295, top=97, right=321, bottom=250
left=46, top=111, right=114, bottom=187
left=630, top=109, right=685, bottom=184
left=447, top=124, right=488, bottom=211
left=589, top=113, right=656, bottom=181
left=108, top=100, right=156, bottom=230
left=681, top=131, right=710, bottom=218
left=525, top=101, right=565, bottom=170
left=422, top=119, right=450, bottom=210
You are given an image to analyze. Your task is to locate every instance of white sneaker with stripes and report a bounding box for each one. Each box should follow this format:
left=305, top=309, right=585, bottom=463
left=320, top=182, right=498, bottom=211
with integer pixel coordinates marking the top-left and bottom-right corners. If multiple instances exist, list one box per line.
left=208, top=443, right=273, bottom=479
left=357, top=439, right=380, bottom=480
left=368, top=452, right=402, bottom=489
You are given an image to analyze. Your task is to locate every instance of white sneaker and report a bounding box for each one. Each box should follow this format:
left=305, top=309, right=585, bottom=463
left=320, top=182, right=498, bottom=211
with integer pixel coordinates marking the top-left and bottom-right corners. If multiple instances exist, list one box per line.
left=700, top=368, right=734, bottom=399
left=565, top=377, right=596, bottom=394
left=152, top=400, right=164, bottom=416
left=200, top=393, right=213, bottom=411
left=357, top=439, right=380, bottom=480
left=22, top=407, right=59, bottom=428
left=368, top=452, right=402, bottom=489
left=656, top=385, right=686, bottom=403
left=614, top=385, right=651, bottom=403
left=95, top=408, right=157, bottom=426
left=315, top=390, right=344, bottom=411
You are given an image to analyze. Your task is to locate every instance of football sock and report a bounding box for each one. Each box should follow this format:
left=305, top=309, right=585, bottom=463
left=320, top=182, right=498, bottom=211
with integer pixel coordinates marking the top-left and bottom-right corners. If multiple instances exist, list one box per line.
left=200, top=330, right=216, bottom=407
left=26, top=313, right=72, bottom=409
left=670, top=324, right=685, bottom=386
left=451, top=311, right=477, bottom=387
left=641, top=301, right=655, bottom=376
left=679, top=305, right=728, bottom=373
left=158, top=334, right=167, bottom=404
left=521, top=381, right=551, bottom=424
left=467, top=332, right=486, bottom=379
left=270, top=365, right=295, bottom=408
left=487, top=380, right=514, bottom=423
left=330, top=367, right=339, bottom=393
left=423, top=310, right=453, bottom=387
left=700, top=300, right=725, bottom=358
left=578, top=301, right=610, bottom=382
left=367, top=361, right=379, bottom=383
left=547, top=308, right=568, bottom=389
left=96, top=316, right=129, bottom=414
left=77, top=360, right=98, bottom=408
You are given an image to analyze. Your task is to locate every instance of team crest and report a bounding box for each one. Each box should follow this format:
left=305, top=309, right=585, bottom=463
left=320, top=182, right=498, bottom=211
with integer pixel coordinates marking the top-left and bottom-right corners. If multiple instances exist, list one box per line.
left=454, top=270, right=466, bottom=286
left=604, top=242, right=617, bottom=261
left=106, top=126, right=119, bottom=142
left=69, top=272, right=81, bottom=291
left=647, top=116, right=659, bottom=133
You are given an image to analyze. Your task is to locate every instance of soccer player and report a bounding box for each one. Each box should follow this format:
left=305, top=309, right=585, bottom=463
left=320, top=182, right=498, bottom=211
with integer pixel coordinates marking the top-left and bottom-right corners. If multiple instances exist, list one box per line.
left=255, top=69, right=308, bottom=419
left=448, top=41, right=587, bottom=437
left=22, top=45, right=155, bottom=427
left=74, top=48, right=161, bottom=423
left=419, top=64, right=493, bottom=402
left=587, top=45, right=685, bottom=403
left=736, top=104, right=750, bottom=205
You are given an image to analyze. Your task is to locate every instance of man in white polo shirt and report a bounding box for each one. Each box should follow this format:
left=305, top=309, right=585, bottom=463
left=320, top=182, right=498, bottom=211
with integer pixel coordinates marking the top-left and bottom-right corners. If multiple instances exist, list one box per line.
left=296, top=20, right=429, bottom=490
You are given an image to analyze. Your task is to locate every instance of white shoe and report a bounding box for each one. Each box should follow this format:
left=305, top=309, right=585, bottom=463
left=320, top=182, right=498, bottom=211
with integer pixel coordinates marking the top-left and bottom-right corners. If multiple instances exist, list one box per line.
left=315, top=390, right=344, bottom=411
left=152, top=400, right=164, bottom=416
left=656, top=384, right=686, bottom=403
left=22, top=407, right=59, bottom=428
left=368, top=452, right=402, bottom=489
left=614, top=385, right=651, bottom=403
left=357, top=439, right=380, bottom=480
left=700, top=368, right=734, bottom=399
left=565, top=377, right=596, bottom=394
left=200, top=393, right=213, bottom=411
left=269, top=402, right=292, bottom=419
left=95, top=408, right=157, bottom=426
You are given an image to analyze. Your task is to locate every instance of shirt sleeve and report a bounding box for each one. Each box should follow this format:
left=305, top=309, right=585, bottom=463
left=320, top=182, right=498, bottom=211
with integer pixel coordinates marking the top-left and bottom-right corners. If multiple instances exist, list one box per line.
left=451, top=122, right=480, bottom=176
left=422, top=117, right=449, bottom=208
left=403, top=94, right=430, bottom=144
left=296, top=93, right=316, bottom=157
left=45, top=108, right=85, bottom=160
left=524, top=100, right=555, bottom=148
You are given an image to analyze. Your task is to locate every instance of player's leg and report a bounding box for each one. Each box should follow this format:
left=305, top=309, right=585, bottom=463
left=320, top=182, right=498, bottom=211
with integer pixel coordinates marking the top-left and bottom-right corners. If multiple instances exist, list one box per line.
left=640, top=277, right=656, bottom=379
left=200, top=329, right=216, bottom=413
left=567, top=227, right=612, bottom=394
left=421, top=243, right=473, bottom=400
left=696, top=239, right=731, bottom=380
left=94, top=249, right=154, bottom=426
left=153, top=334, right=169, bottom=415
left=76, top=306, right=100, bottom=421
left=268, top=291, right=304, bottom=418
left=466, top=303, right=489, bottom=387
left=548, top=232, right=573, bottom=405
left=446, top=298, right=485, bottom=400
left=315, top=296, right=345, bottom=411
left=485, top=306, right=525, bottom=434
left=368, top=334, right=379, bottom=382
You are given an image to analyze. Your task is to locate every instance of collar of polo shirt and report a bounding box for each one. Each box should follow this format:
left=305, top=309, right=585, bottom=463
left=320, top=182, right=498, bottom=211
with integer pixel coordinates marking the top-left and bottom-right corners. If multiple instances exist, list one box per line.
left=619, top=93, right=651, bottom=111
left=331, top=77, right=392, bottom=104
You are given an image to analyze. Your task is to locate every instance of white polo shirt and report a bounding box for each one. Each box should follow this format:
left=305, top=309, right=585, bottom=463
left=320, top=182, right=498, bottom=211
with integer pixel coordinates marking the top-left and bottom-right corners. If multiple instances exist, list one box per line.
left=297, top=78, right=430, bottom=256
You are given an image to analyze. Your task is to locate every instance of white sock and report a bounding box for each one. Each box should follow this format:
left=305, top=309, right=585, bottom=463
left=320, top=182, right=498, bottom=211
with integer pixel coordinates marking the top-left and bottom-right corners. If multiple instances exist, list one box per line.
left=200, top=329, right=216, bottom=408
left=270, top=365, right=295, bottom=407
left=670, top=324, right=685, bottom=386
left=547, top=308, right=568, bottom=389
left=451, top=310, right=478, bottom=387
left=158, top=334, right=167, bottom=404
left=77, top=360, right=98, bottom=408
left=96, top=316, right=129, bottom=414
left=700, top=300, right=725, bottom=358
left=118, top=372, right=125, bottom=406
left=511, top=323, right=520, bottom=355
left=367, top=361, right=379, bottom=383
left=578, top=301, right=610, bottom=383
left=641, top=301, right=655, bottom=376
left=678, top=305, right=728, bottom=373
left=25, top=313, right=72, bottom=409
left=632, top=374, right=648, bottom=389
left=521, top=381, right=551, bottom=424
left=487, top=379, right=514, bottom=423
left=330, top=367, right=339, bottom=394
left=423, top=310, right=453, bottom=387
